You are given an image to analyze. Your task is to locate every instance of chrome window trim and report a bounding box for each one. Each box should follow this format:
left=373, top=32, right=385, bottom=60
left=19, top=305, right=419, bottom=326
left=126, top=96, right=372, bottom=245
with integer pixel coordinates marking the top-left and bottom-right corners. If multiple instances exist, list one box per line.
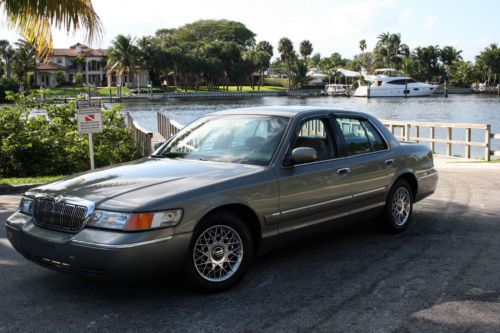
left=279, top=113, right=339, bottom=168
left=70, top=235, right=173, bottom=249
left=334, top=116, right=390, bottom=156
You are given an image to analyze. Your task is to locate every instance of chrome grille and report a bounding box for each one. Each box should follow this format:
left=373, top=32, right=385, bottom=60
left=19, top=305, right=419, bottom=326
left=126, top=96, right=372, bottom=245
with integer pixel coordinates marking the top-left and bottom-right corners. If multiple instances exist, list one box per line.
left=33, top=198, right=88, bottom=232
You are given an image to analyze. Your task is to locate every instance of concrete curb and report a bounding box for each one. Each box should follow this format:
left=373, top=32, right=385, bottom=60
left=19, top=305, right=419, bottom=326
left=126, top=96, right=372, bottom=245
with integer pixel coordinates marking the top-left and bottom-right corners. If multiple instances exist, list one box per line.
left=0, top=183, right=43, bottom=195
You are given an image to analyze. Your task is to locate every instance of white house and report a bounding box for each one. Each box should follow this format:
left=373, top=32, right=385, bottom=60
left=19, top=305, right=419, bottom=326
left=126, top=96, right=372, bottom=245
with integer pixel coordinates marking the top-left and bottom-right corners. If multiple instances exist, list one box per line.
left=36, top=43, right=107, bottom=87
left=307, top=68, right=329, bottom=85
left=36, top=43, right=150, bottom=88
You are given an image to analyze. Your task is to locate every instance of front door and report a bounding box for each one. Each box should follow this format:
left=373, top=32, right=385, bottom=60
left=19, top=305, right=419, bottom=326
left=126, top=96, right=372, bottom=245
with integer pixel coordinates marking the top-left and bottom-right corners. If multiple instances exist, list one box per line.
left=277, top=116, right=351, bottom=234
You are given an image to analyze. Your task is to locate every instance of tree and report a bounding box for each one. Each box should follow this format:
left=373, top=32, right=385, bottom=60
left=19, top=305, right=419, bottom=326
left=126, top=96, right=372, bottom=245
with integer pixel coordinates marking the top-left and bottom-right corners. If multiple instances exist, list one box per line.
left=0, top=39, right=15, bottom=78
left=137, top=36, right=161, bottom=85
left=450, top=61, right=476, bottom=87
left=439, top=46, right=462, bottom=81
left=311, top=53, right=321, bottom=68
left=12, top=39, right=36, bottom=86
left=0, top=0, right=103, bottom=57
left=412, top=45, right=442, bottom=82
left=74, top=54, right=85, bottom=73
left=475, top=44, right=500, bottom=85
left=256, top=41, right=273, bottom=57
left=359, top=39, right=367, bottom=66
left=53, top=71, right=65, bottom=86
left=278, top=37, right=295, bottom=88
left=299, top=40, right=313, bottom=63
left=107, top=35, right=139, bottom=86
left=374, top=32, right=409, bottom=69
left=291, top=59, right=311, bottom=88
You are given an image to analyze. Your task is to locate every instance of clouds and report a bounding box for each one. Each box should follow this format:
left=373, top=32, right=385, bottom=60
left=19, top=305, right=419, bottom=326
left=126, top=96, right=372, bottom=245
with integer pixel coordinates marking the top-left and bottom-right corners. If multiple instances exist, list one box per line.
left=424, top=16, right=439, bottom=29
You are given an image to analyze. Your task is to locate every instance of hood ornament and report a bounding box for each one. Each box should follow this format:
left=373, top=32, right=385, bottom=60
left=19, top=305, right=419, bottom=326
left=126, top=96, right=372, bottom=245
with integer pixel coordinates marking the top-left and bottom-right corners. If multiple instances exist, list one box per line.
left=53, top=195, right=64, bottom=204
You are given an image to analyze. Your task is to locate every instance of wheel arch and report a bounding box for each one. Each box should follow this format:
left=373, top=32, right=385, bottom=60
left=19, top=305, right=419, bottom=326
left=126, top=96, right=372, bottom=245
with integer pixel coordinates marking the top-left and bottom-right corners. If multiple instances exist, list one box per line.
left=394, top=172, right=418, bottom=200
left=199, top=204, right=262, bottom=252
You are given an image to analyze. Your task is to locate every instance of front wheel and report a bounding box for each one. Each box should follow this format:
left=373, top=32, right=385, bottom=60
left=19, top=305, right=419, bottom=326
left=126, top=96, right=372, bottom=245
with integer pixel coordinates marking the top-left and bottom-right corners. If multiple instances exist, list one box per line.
left=184, top=212, right=253, bottom=292
left=379, top=179, right=413, bottom=233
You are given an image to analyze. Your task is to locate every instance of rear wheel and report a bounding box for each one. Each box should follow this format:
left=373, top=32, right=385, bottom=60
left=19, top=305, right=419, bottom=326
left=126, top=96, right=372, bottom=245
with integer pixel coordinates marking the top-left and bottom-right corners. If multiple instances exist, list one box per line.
left=379, top=179, right=413, bottom=233
left=184, top=212, right=253, bottom=292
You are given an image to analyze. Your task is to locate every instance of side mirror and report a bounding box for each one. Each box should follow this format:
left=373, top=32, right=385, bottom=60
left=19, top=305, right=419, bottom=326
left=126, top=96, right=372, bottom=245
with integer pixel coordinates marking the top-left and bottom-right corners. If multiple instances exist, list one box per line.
left=291, top=147, right=318, bottom=164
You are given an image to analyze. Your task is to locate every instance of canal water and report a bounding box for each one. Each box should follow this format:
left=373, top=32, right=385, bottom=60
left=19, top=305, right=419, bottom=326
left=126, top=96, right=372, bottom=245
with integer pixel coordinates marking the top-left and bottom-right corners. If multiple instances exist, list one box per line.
left=122, top=95, right=500, bottom=158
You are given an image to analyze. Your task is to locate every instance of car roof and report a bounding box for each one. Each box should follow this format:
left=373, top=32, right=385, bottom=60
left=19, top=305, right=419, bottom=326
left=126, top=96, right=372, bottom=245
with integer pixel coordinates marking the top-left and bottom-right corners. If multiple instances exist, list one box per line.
left=210, top=106, right=369, bottom=118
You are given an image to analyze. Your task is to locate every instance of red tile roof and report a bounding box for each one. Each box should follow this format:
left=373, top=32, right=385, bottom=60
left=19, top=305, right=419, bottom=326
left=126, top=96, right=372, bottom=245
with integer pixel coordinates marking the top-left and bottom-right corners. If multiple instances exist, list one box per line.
left=36, top=61, right=67, bottom=70
left=51, top=43, right=106, bottom=57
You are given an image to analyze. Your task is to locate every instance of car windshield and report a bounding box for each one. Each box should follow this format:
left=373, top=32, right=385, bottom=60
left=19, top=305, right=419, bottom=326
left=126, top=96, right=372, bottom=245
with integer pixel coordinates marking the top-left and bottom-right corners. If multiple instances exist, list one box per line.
left=153, top=115, right=290, bottom=165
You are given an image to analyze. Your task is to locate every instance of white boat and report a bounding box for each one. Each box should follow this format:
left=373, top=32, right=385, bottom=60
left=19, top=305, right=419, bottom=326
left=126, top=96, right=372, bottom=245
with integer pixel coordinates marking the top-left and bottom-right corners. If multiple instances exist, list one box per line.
left=354, top=69, right=437, bottom=97
left=325, top=84, right=347, bottom=96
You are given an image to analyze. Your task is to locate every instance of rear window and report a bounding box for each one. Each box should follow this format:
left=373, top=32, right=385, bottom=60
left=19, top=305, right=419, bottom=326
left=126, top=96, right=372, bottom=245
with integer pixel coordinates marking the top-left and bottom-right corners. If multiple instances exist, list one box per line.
left=336, top=117, right=387, bottom=155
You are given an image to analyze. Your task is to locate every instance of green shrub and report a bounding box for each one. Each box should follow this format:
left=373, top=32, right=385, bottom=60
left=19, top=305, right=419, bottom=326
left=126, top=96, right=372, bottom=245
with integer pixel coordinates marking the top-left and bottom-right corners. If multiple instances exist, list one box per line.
left=0, top=77, right=21, bottom=102
left=0, top=92, right=141, bottom=177
left=74, top=73, right=85, bottom=86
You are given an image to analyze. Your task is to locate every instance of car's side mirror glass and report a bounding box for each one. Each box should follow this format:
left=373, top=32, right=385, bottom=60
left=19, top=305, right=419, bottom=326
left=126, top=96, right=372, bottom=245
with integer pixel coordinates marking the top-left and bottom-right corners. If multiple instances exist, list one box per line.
left=291, top=147, right=318, bottom=165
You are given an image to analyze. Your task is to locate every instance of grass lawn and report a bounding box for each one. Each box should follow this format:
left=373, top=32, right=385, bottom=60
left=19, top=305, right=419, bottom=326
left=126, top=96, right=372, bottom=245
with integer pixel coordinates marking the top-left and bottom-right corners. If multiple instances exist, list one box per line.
left=165, top=85, right=286, bottom=93
left=40, top=85, right=284, bottom=97
left=0, top=175, right=64, bottom=185
left=40, top=87, right=130, bottom=96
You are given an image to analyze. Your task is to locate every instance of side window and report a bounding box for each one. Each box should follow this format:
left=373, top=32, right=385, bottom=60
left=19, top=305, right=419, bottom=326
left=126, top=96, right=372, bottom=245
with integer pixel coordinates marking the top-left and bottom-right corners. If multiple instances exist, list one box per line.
left=361, top=120, right=387, bottom=151
left=292, top=118, right=334, bottom=161
left=336, top=118, right=371, bottom=155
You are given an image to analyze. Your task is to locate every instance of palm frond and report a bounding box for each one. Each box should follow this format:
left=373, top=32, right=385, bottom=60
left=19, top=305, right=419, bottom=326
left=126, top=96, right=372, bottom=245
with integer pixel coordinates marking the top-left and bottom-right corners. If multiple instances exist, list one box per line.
left=1, top=0, right=103, bottom=57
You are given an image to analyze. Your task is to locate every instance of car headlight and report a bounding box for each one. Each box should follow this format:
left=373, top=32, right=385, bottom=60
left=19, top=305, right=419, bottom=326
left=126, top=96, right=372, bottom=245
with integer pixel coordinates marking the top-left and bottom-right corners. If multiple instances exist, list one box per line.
left=19, top=197, right=34, bottom=215
left=88, top=209, right=183, bottom=231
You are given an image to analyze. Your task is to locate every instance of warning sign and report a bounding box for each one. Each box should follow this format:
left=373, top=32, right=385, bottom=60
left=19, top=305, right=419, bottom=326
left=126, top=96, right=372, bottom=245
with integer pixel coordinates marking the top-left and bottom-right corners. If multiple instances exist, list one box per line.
left=77, top=109, right=103, bottom=135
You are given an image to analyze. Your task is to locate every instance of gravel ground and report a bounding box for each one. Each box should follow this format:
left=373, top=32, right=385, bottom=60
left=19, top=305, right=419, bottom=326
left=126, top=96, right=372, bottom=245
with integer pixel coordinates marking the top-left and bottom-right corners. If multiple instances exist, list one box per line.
left=1, top=163, right=499, bottom=332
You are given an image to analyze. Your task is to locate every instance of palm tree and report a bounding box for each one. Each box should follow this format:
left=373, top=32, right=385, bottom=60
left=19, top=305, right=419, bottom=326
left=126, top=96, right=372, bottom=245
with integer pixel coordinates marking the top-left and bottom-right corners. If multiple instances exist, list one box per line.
left=0, top=39, right=15, bottom=78
left=0, top=0, right=102, bottom=57
left=299, top=40, right=313, bottom=64
left=475, top=44, right=500, bottom=85
left=359, top=39, right=367, bottom=66
left=107, top=35, right=139, bottom=86
left=137, top=36, right=160, bottom=85
left=375, top=32, right=409, bottom=69
left=12, top=39, right=36, bottom=86
left=278, top=37, right=295, bottom=88
left=291, top=59, right=311, bottom=88
left=439, top=46, right=462, bottom=81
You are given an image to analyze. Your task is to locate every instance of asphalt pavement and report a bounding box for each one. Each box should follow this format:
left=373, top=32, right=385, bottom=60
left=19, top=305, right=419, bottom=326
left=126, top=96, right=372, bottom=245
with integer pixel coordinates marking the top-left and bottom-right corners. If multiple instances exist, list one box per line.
left=1, top=163, right=500, bottom=332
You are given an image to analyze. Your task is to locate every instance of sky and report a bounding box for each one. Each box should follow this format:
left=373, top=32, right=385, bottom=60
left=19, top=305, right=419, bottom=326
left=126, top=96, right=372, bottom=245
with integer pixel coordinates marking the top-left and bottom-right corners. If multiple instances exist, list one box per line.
left=0, top=0, right=499, bottom=61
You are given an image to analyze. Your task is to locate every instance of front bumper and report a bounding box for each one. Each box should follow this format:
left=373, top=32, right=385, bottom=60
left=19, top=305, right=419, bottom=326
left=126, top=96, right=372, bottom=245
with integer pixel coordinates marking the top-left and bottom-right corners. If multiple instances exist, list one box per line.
left=5, top=213, right=192, bottom=279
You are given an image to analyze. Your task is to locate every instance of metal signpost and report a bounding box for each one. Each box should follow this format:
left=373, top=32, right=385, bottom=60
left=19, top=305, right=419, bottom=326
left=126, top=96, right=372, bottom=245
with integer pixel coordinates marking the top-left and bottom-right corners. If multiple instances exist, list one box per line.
left=77, top=108, right=103, bottom=170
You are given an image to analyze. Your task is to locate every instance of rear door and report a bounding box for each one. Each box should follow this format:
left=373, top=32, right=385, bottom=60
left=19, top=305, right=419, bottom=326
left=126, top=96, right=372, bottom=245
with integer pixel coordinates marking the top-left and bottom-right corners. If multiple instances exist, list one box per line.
left=333, top=116, right=396, bottom=208
left=277, top=116, right=351, bottom=233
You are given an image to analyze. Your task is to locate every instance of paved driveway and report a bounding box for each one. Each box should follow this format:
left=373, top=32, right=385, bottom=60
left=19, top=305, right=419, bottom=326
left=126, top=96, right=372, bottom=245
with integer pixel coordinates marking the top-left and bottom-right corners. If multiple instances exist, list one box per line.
left=1, top=165, right=500, bottom=332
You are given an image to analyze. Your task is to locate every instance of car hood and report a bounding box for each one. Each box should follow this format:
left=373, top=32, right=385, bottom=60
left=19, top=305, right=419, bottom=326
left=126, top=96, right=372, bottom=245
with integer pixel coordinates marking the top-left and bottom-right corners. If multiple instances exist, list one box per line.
left=28, top=158, right=266, bottom=209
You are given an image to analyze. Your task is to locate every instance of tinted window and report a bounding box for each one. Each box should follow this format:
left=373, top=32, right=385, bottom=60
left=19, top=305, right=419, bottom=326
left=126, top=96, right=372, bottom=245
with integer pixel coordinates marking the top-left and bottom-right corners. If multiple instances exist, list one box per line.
left=361, top=120, right=387, bottom=151
left=155, top=115, right=289, bottom=165
left=336, top=118, right=371, bottom=155
left=293, top=118, right=333, bottom=161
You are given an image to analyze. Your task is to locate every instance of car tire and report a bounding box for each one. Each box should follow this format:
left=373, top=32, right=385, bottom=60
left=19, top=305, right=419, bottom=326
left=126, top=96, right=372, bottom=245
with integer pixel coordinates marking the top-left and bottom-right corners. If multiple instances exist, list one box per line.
left=184, top=212, right=253, bottom=292
left=379, top=179, right=414, bottom=233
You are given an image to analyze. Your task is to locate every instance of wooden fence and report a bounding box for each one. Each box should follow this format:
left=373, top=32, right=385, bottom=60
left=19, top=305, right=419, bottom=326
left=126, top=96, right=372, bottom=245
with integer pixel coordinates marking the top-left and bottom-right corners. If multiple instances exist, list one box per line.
left=126, top=112, right=153, bottom=156
left=381, top=120, right=499, bottom=161
left=157, top=112, right=183, bottom=139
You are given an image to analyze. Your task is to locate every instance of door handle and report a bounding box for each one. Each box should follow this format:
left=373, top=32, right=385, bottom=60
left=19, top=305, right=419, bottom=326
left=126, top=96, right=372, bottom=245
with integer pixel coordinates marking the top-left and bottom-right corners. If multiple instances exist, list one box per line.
left=337, top=167, right=351, bottom=176
left=385, top=159, right=394, bottom=168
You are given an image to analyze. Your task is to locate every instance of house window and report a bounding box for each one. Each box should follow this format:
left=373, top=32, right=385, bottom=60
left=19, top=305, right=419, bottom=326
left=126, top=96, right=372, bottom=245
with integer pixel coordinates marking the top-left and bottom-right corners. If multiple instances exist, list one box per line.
left=88, top=60, right=101, bottom=71
left=68, top=74, right=74, bottom=82
left=56, top=58, right=62, bottom=64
